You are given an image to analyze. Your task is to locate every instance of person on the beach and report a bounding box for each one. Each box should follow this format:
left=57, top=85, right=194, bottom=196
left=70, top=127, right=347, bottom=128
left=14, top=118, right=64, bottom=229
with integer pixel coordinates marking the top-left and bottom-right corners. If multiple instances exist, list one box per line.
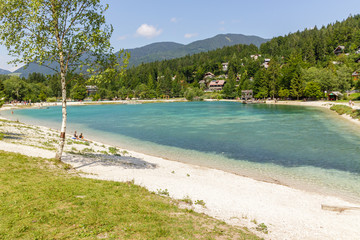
left=73, top=131, right=78, bottom=139
left=79, top=133, right=84, bottom=140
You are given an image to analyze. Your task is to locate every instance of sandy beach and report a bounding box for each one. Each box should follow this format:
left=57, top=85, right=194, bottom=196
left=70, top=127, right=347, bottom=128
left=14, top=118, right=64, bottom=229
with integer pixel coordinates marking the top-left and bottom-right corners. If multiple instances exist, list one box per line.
left=1, top=101, right=360, bottom=240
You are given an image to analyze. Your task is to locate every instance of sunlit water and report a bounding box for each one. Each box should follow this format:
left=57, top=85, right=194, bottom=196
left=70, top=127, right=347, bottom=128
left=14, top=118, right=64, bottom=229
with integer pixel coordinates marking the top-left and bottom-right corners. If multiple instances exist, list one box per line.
left=3, top=102, right=360, bottom=202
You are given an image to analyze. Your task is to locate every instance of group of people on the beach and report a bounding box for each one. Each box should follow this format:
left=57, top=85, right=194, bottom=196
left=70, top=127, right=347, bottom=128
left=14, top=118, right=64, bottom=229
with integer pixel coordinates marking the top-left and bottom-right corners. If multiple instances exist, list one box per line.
left=72, top=131, right=86, bottom=141
left=349, top=100, right=355, bottom=107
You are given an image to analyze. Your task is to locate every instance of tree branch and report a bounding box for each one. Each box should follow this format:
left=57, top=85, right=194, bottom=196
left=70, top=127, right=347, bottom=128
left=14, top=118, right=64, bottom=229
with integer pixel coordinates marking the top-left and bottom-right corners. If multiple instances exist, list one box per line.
left=61, top=1, right=89, bottom=43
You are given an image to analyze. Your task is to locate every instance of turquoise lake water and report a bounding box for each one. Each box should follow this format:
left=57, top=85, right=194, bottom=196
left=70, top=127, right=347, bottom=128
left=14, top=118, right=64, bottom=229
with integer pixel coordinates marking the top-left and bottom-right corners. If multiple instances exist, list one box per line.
left=3, top=102, right=360, bottom=202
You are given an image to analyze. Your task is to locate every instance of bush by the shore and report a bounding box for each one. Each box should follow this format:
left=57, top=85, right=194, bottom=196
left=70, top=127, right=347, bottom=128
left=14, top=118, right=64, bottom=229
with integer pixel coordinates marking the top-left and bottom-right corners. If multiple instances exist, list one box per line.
left=330, top=105, right=360, bottom=120
left=46, top=97, right=57, bottom=102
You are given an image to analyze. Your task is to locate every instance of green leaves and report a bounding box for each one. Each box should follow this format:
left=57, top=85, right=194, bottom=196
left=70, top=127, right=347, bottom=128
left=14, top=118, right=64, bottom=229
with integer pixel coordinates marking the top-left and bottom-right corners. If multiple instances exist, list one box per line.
left=0, top=0, right=117, bottom=77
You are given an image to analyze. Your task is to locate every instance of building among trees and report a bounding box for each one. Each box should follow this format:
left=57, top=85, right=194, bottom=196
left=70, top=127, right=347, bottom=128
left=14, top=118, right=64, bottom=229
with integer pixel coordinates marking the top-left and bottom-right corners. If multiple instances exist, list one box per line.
left=86, top=85, right=98, bottom=97
left=241, top=90, right=253, bottom=100
left=328, top=91, right=343, bottom=101
left=209, top=80, right=226, bottom=91
left=334, top=46, right=345, bottom=55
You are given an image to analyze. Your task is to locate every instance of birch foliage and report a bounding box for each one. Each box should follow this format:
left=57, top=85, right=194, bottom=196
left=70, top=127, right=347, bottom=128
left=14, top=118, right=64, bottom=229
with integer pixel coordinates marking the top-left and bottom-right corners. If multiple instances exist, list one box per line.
left=0, top=0, right=128, bottom=160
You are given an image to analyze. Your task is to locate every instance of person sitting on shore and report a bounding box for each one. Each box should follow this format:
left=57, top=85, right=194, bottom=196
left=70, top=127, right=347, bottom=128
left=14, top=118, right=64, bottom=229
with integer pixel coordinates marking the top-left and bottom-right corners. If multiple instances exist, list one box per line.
left=79, top=133, right=88, bottom=141
left=72, top=131, right=78, bottom=140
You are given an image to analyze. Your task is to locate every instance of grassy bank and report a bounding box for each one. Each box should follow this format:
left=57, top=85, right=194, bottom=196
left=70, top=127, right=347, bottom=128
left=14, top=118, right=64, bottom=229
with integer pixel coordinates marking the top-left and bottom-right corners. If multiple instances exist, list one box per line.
left=330, top=105, right=360, bottom=120
left=0, top=151, right=260, bottom=240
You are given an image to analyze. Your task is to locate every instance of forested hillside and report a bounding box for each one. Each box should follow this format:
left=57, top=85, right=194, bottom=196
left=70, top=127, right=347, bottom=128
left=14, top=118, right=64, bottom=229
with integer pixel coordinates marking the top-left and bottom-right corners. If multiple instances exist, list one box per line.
left=260, top=15, right=360, bottom=63
left=114, top=15, right=360, bottom=100
left=1, top=15, right=360, bottom=103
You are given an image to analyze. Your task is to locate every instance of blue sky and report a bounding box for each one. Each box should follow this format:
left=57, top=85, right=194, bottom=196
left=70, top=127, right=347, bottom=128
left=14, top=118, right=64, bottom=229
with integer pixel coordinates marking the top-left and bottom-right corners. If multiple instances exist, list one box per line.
left=1, top=0, right=360, bottom=71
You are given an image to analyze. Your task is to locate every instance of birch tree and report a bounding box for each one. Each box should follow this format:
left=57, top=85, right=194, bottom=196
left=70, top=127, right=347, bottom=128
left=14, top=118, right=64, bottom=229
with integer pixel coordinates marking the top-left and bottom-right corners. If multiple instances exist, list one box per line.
left=0, top=0, right=128, bottom=160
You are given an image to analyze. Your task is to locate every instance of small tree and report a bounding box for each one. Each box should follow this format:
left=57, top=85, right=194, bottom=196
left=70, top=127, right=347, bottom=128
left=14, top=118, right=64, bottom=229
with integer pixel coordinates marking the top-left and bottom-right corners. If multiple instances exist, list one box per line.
left=278, top=88, right=290, bottom=100
left=184, top=87, right=203, bottom=101
left=304, top=82, right=323, bottom=99
left=255, top=86, right=268, bottom=99
left=70, top=84, right=87, bottom=101
left=290, top=76, right=304, bottom=100
left=222, top=79, right=236, bottom=99
left=38, top=91, right=47, bottom=102
left=0, top=1, right=128, bottom=160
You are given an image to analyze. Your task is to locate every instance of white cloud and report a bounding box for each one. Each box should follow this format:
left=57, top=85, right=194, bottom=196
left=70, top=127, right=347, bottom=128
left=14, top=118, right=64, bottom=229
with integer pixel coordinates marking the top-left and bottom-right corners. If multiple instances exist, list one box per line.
left=184, top=33, right=198, bottom=39
left=136, top=24, right=162, bottom=38
left=220, top=20, right=225, bottom=25
left=170, top=17, right=178, bottom=23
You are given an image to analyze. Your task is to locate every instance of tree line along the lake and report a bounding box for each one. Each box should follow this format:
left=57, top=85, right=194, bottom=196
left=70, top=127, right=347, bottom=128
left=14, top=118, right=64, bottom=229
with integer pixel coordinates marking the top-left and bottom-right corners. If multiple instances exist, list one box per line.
left=2, top=14, right=360, bottom=104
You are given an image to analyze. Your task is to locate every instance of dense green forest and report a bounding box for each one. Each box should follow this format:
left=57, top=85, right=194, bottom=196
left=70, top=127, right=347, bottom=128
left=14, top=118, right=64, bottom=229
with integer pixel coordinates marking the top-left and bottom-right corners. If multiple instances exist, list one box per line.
left=2, top=15, right=360, bottom=103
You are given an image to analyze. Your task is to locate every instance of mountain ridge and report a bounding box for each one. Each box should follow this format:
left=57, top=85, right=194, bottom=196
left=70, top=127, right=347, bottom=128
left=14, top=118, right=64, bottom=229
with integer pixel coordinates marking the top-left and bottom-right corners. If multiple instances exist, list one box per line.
left=11, top=33, right=269, bottom=77
left=123, top=33, right=269, bottom=66
left=0, top=68, right=11, bottom=75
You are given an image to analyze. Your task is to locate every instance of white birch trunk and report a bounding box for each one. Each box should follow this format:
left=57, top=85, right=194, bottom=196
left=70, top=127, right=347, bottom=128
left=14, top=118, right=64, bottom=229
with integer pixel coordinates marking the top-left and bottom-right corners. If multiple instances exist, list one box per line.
left=55, top=60, right=67, bottom=160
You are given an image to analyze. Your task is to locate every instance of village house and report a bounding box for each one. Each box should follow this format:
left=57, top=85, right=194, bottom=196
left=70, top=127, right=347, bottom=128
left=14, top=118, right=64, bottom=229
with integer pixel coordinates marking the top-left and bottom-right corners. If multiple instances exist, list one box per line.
left=222, top=62, right=229, bottom=72
left=328, top=91, right=343, bottom=101
left=209, top=80, right=226, bottom=91
left=86, top=85, right=98, bottom=96
left=241, top=90, right=253, bottom=101
left=262, top=59, right=271, bottom=69
left=355, top=46, right=360, bottom=54
left=250, top=54, right=261, bottom=60
left=334, top=46, right=345, bottom=55
left=204, top=72, right=215, bottom=79
left=352, top=71, right=359, bottom=82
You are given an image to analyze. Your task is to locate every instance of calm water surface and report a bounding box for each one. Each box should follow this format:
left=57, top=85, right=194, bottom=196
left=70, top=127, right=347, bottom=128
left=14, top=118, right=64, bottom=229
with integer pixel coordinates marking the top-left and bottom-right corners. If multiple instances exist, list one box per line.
left=3, top=102, right=360, bottom=202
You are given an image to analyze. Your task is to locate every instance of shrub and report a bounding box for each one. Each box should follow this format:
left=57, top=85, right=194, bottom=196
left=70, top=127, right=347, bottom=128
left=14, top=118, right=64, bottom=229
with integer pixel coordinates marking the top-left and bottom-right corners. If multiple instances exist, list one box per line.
left=194, top=199, right=206, bottom=207
left=181, top=196, right=193, bottom=205
left=157, top=189, right=170, bottom=196
left=108, top=147, right=118, bottom=154
left=330, top=105, right=352, bottom=115
left=349, top=93, right=360, bottom=100
left=256, top=223, right=268, bottom=234
left=46, top=97, right=57, bottom=102
left=92, top=93, right=101, bottom=101
left=82, top=148, right=94, bottom=153
left=184, top=87, right=203, bottom=101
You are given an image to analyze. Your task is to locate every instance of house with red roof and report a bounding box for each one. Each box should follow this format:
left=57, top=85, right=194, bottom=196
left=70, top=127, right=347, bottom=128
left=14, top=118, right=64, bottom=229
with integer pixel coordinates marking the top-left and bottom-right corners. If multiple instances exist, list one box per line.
left=209, top=80, right=226, bottom=91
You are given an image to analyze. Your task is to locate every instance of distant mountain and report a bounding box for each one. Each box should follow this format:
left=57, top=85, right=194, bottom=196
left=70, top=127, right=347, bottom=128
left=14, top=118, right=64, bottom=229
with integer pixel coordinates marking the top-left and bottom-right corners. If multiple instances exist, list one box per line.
left=186, top=33, right=269, bottom=54
left=0, top=68, right=11, bottom=75
left=13, top=62, right=58, bottom=77
left=123, top=34, right=269, bottom=66
left=13, top=33, right=269, bottom=77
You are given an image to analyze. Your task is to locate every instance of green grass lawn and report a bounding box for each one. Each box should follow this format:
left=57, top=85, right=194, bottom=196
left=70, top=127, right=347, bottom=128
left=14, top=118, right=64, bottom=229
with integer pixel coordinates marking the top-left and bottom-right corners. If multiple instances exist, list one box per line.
left=0, top=151, right=260, bottom=240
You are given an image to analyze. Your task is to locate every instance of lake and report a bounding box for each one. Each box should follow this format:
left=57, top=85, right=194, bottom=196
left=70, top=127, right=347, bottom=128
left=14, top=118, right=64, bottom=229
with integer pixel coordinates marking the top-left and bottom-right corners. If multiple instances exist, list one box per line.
left=3, top=101, right=360, bottom=202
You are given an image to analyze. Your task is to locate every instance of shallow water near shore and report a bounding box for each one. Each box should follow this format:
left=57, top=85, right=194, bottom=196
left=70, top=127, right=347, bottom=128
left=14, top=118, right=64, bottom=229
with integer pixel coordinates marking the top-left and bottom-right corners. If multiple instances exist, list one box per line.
left=3, top=101, right=360, bottom=202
